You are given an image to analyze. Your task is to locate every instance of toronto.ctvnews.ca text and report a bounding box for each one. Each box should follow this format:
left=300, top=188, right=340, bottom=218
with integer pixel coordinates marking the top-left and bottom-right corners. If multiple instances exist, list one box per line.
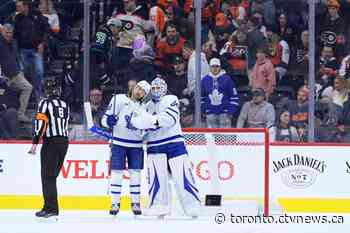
left=214, top=213, right=344, bottom=225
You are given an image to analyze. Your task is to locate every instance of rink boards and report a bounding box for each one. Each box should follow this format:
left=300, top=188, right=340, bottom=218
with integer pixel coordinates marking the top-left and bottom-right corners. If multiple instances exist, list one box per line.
left=0, top=141, right=350, bottom=213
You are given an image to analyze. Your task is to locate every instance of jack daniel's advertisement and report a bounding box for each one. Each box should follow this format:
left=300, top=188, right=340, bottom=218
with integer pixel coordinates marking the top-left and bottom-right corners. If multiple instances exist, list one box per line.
left=273, top=154, right=326, bottom=189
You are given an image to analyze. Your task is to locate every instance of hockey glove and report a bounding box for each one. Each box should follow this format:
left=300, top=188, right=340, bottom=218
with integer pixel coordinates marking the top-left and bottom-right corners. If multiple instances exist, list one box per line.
left=107, top=115, right=118, bottom=128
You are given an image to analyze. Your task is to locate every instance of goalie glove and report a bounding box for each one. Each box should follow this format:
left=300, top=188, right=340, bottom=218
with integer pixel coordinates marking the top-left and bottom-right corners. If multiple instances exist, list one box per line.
left=130, top=109, right=158, bottom=130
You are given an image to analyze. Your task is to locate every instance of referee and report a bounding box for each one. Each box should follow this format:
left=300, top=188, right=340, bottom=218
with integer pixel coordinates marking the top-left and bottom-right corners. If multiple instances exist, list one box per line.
left=28, top=77, right=69, bottom=218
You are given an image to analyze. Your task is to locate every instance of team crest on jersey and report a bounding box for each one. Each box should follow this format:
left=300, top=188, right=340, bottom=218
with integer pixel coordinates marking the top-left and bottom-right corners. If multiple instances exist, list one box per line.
left=122, top=20, right=134, bottom=30
left=209, top=90, right=224, bottom=106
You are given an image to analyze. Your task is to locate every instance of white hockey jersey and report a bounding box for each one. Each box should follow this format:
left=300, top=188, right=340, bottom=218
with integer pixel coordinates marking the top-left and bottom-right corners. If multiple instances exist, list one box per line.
left=144, top=95, right=185, bottom=147
left=101, top=94, right=146, bottom=147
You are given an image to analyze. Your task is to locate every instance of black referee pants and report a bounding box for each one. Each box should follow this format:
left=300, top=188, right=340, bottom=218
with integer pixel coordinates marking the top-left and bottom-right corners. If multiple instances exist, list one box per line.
left=40, top=137, right=69, bottom=213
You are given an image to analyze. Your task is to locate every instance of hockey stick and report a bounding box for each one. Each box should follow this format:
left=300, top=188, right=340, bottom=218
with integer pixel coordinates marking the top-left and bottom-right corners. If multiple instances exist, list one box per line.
left=204, top=134, right=222, bottom=206
left=84, top=102, right=112, bottom=139
left=84, top=101, right=113, bottom=195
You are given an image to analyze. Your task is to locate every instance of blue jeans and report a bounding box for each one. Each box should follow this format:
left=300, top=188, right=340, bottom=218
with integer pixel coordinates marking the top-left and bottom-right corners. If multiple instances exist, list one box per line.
left=20, top=49, right=44, bottom=100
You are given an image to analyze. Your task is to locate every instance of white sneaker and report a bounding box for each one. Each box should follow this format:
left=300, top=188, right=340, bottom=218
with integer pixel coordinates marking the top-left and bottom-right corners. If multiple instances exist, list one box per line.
left=144, top=205, right=171, bottom=217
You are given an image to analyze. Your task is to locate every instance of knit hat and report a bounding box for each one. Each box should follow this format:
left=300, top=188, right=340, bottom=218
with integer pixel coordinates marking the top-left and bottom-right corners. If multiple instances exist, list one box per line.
left=136, top=80, right=151, bottom=95
left=327, top=0, right=340, bottom=8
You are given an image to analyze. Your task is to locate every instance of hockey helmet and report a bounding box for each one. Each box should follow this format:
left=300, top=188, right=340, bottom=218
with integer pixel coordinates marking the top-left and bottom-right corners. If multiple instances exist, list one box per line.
left=151, top=77, right=167, bottom=101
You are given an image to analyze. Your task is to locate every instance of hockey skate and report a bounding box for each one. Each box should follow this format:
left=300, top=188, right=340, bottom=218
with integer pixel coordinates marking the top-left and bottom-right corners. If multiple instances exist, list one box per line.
left=144, top=205, right=170, bottom=218
left=131, top=203, right=142, bottom=215
left=109, top=203, right=120, bottom=216
left=35, top=209, right=58, bottom=221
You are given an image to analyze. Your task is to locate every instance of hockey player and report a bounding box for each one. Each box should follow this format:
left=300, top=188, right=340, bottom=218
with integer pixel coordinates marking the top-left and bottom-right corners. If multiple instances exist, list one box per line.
left=101, top=80, right=151, bottom=216
left=129, top=78, right=201, bottom=217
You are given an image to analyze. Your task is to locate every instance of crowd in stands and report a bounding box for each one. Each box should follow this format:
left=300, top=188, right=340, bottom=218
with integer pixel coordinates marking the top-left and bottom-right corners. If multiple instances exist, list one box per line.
left=1, top=0, right=350, bottom=142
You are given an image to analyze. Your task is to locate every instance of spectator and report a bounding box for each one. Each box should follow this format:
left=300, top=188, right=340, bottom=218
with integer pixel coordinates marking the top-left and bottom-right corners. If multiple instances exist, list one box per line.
left=222, top=0, right=247, bottom=28
left=320, top=0, right=346, bottom=56
left=315, top=92, right=343, bottom=142
left=182, top=40, right=210, bottom=92
left=251, top=11, right=267, bottom=37
left=127, top=79, right=137, bottom=92
left=91, top=18, right=123, bottom=88
left=275, top=110, right=300, bottom=142
left=0, top=77, right=20, bottom=139
left=339, top=54, right=350, bottom=79
left=179, top=88, right=195, bottom=127
left=38, top=0, right=61, bottom=62
left=276, top=12, right=297, bottom=48
left=251, top=47, right=276, bottom=98
left=112, top=0, right=148, bottom=70
left=89, top=88, right=106, bottom=128
left=320, top=75, right=349, bottom=108
left=149, top=5, right=166, bottom=38
left=220, top=28, right=249, bottom=86
left=127, top=35, right=156, bottom=84
left=202, top=38, right=218, bottom=63
left=280, top=85, right=309, bottom=142
left=247, top=16, right=266, bottom=69
left=155, top=22, right=186, bottom=71
left=237, top=88, right=275, bottom=130
left=0, top=0, right=15, bottom=25
left=265, top=25, right=290, bottom=82
left=166, top=56, right=188, bottom=98
left=274, top=0, right=308, bottom=31
left=201, top=58, right=239, bottom=128
left=0, top=23, right=32, bottom=122
left=212, top=12, right=235, bottom=51
left=290, top=30, right=309, bottom=79
left=317, top=45, right=338, bottom=89
left=337, top=96, right=350, bottom=142
left=39, top=0, right=60, bottom=34
left=14, top=0, right=49, bottom=101
left=249, top=0, right=276, bottom=27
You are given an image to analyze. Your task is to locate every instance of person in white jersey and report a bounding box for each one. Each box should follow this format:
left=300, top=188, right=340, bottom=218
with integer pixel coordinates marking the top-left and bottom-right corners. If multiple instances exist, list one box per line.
left=101, top=80, right=150, bottom=216
left=130, top=77, right=201, bottom=217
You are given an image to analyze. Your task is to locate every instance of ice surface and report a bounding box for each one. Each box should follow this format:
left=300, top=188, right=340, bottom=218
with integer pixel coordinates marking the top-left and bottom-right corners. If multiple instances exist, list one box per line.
left=0, top=210, right=348, bottom=233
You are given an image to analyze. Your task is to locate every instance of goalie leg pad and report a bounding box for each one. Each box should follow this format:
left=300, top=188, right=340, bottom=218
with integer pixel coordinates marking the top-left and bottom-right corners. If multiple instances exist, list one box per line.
left=168, top=154, right=201, bottom=216
left=146, top=153, right=171, bottom=214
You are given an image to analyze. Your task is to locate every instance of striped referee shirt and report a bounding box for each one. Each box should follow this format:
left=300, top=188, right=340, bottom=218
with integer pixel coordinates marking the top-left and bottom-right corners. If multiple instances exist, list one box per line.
left=32, top=97, right=70, bottom=144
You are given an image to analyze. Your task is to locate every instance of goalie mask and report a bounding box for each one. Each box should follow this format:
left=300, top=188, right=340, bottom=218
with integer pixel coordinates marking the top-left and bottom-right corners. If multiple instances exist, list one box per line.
left=44, top=77, right=61, bottom=97
left=151, top=77, right=167, bottom=101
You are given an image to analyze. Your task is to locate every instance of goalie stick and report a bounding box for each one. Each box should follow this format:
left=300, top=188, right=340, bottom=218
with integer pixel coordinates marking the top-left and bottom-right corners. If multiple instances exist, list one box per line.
left=204, top=134, right=222, bottom=206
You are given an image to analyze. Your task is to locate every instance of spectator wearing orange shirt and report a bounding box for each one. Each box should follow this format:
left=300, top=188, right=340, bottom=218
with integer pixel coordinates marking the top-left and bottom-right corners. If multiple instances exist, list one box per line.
left=212, top=12, right=236, bottom=51
left=222, top=0, right=247, bottom=28
left=155, top=22, right=186, bottom=72
left=220, top=28, right=249, bottom=86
